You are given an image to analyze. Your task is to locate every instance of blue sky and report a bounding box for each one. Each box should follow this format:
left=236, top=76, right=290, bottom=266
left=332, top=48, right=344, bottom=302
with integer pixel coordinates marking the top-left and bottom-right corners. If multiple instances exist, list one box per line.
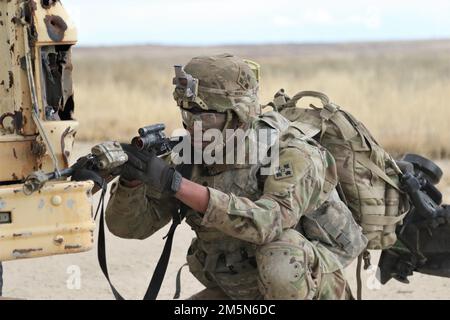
left=64, top=0, right=450, bottom=46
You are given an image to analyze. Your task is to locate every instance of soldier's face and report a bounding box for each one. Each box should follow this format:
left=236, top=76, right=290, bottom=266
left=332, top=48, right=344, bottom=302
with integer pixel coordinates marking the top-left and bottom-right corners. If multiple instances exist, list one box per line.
left=181, top=108, right=228, bottom=149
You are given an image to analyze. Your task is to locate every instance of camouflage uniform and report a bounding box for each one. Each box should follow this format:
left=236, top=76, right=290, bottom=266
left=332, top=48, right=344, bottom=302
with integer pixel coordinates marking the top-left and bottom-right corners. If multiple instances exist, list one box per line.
left=105, top=54, right=367, bottom=300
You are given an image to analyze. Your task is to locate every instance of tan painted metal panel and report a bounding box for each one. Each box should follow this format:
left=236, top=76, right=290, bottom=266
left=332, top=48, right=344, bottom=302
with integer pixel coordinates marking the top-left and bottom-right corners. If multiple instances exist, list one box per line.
left=0, top=180, right=95, bottom=261
left=33, top=0, right=78, bottom=45
left=0, top=137, right=37, bottom=182
left=0, top=0, right=95, bottom=263
left=0, top=0, right=36, bottom=135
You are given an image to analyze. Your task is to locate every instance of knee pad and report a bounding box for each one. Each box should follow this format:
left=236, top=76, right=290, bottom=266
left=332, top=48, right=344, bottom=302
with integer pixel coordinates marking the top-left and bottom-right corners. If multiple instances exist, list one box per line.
left=256, top=229, right=319, bottom=300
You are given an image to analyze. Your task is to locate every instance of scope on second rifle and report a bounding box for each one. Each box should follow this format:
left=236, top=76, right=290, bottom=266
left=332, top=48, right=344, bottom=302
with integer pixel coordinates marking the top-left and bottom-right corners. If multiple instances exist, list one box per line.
left=138, top=124, right=166, bottom=137
left=132, top=124, right=167, bottom=152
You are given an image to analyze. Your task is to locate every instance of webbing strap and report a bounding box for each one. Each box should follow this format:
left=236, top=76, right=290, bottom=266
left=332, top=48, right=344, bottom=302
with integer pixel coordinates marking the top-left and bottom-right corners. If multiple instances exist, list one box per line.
left=356, top=254, right=363, bottom=300
left=143, top=213, right=184, bottom=300
left=361, top=212, right=407, bottom=226
left=363, top=232, right=378, bottom=241
left=94, top=163, right=193, bottom=300
left=354, top=153, right=401, bottom=191
left=287, top=91, right=331, bottom=107
left=144, top=165, right=193, bottom=300
left=329, top=112, right=359, bottom=141
left=289, top=121, right=321, bottom=140
left=199, top=85, right=258, bottom=97
left=356, top=250, right=372, bottom=300
left=97, top=192, right=125, bottom=300
left=319, top=106, right=336, bottom=121
left=71, top=169, right=126, bottom=300
left=173, top=263, right=189, bottom=299
left=97, top=191, right=188, bottom=301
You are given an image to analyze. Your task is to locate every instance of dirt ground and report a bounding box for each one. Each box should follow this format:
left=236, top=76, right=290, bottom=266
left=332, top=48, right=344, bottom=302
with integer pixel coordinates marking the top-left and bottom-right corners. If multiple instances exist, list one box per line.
left=2, top=142, right=450, bottom=300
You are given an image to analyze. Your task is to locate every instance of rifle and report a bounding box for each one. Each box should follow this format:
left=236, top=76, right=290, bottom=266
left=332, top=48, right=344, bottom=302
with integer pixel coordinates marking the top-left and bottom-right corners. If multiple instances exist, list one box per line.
left=22, top=123, right=184, bottom=301
left=23, top=124, right=182, bottom=195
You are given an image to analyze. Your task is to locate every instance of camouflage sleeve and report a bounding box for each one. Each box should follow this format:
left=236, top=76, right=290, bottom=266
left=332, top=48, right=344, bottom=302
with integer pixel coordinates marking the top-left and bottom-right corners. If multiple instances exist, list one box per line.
left=105, top=181, right=176, bottom=240
left=201, top=144, right=334, bottom=245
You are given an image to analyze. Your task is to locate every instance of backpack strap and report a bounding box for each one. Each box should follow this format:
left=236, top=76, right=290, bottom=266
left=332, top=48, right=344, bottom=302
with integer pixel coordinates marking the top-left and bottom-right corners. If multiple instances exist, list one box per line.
left=286, top=90, right=331, bottom=108
left=354, top=153, right=400, bottom=191
left=273, top=90, right=330, bottom=111
left=289, top=121, right=321, bottom=140
left=361, top=212, right=407, bottom=229
left=275, top=90, right=402, bottom=192
left=324, top=108, right=360, bottom=142
left=274, top=90, right=359, bottom=142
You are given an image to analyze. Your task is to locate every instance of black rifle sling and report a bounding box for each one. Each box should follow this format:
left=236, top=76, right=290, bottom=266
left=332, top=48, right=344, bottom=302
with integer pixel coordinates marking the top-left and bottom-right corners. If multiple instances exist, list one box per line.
left=94, top=164, right=193, bottom=300
left=97, top=187, right=125, bottom=300
left=71, top=169, right=125, bottom=300
left=143, top=163, right=193, bottom=300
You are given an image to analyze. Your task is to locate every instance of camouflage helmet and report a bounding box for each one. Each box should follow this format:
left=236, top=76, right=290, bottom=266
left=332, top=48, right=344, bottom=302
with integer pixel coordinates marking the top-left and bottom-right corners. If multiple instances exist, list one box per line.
left=173, top=54, right=261, bottom=124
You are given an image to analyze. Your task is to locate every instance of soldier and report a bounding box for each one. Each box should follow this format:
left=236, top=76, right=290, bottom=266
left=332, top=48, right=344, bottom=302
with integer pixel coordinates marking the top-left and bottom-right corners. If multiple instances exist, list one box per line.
left=105, top=54, right=367, bottom=300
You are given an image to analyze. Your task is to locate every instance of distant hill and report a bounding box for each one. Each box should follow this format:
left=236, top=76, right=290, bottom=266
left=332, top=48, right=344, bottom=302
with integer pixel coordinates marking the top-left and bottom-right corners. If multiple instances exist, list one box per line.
left=73, top=39, right=450, bottom=60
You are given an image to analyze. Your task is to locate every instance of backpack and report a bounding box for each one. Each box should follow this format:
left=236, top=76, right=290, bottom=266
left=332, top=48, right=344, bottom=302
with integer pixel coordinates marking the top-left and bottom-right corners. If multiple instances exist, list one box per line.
left=270, top=90, right=410, bottom=250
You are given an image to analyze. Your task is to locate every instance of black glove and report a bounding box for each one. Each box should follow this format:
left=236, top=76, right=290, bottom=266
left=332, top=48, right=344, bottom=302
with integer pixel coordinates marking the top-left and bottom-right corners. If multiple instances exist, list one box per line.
left=120, top=144, right=182, bottom=194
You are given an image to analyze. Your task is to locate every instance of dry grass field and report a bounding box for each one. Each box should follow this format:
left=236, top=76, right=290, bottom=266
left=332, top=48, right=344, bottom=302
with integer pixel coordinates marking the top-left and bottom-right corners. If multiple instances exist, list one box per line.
left=72, top=40, right=450, bottom=158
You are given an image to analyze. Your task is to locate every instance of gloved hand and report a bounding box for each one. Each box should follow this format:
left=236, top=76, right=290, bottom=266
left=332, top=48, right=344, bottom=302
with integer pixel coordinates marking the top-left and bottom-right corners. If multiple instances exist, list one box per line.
left=120, top=144, right=182, bottom=194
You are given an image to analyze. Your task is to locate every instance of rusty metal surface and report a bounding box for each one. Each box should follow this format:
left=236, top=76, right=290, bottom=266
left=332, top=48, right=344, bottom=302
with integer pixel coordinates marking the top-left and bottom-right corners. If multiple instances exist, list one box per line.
left=0, top=111, right=23, bottom=134
left=38, top=120, right=79, bottom=173
left=0, top=137, right=37, bottom=182
left=0, top=0, right=36, bottom=136
left=0, top=0, right=95, bottom=269
left=40, top=0, right=58, bottom=10
left=0, top=180, right=95, bottom=262
left=32, top=0, right=78, bottom=45
left=44, top=14, right=67, bottom=42
left=0, top=120, right=80, bottom=182
left=0, top=113, right=15, bottom=132
left=0, top=1, right=80, bottom=180
left=60, top=125, right=74, bottom=167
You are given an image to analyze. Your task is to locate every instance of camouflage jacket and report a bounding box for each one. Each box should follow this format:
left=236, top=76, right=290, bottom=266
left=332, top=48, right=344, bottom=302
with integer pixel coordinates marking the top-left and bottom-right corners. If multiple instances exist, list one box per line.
left=105, top=113, right=350, bottom=296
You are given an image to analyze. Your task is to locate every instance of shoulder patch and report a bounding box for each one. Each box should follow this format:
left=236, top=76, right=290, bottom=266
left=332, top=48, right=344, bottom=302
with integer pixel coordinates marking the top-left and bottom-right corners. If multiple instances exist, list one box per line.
left=274, top=162, right=294, bottom=180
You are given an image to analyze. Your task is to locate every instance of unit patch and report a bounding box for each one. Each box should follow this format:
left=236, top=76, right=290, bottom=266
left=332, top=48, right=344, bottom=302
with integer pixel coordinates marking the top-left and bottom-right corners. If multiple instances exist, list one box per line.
left=274, top=163, right=294, bottom=180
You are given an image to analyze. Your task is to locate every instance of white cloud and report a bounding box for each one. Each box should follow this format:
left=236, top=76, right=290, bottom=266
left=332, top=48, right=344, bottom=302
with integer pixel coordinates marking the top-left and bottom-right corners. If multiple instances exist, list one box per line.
left=272, top=16, right=299, bottom=27
left=347, top=7, right=381, bottom=30
left=271, top=7, right=379, bottom=30
left=303, top=9, right=334, bottom=25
